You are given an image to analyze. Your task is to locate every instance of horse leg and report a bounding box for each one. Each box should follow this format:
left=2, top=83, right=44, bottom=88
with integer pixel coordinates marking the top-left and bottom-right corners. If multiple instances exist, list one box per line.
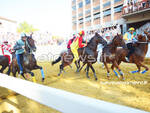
left=33, top=65, right=45, bottom=82
left=58, top=63, right=64, bottom=76
left=130, top=64, right=141, bottom=74
left=103, top=62, right=110, bottom=79
left=0, top=65, right=7, bottom=73
left=21, top=73, right=27, bottom=80
left=137, top=62, right=149, bottom=74
left=12, top=66, right=17, bottom=77
left=75, top=60, right=79, bottom=72
left=78, top=59, right=80, bottom=69
left=6, top=65, right=11, bottom=75
left=23, top=68, right=35, bottom=82
left=78, top=63, right=86, bottom=72
left=111, top=61, right=120, bottom=78
left=86, top=64, right=90, bottom=79
left=28, top=72, right=36, bottom=83
left=89, top=64, right=97, bottom=81
left=84, top=66, right=88, bottom=72
left=113, top=61, right=124, bottom=80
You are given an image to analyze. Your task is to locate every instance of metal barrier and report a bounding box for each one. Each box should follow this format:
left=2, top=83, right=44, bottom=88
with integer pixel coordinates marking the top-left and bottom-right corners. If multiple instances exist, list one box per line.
left=0, top=74, right=149, bottom=113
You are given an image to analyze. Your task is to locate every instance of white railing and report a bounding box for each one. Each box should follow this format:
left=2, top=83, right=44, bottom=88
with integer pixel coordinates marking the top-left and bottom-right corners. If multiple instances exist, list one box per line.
left=0, top=74, right=149, bottom=113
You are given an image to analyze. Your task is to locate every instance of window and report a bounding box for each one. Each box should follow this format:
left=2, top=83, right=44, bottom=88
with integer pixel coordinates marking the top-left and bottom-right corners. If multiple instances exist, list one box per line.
left=103, top=9, right=111, bottom=16
left=72, top=6, right=76, bottom=11
left=114, top=5, right=123, bottom=13
left=72, top=21, right=76, bottom=25
left=85, top=9, right=91, bottom=15
left=78, top=13, right=83, bottom=17
left=72, top=15, right=76, bottom=19
left=94, top=12, right=100, bottom=20
left=85, top=16, right=91, bottom=22
left=114, top=0, right=122, bottom=3
left=78, top=2, right=83, bottom=8
left=85, top=0, right=91, bottom=5
left=79, top=18, right=83, bottom=24
left=93, top=6, right=100, bottom=11
left=72, top=0, right=76, bottom=3
left=103, top=1, right=111, bottom=8
left=93, top=0, right=98, bottom=3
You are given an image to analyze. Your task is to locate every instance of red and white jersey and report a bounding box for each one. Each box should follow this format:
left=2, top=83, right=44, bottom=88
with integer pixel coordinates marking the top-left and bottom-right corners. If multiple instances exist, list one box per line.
left=1, top=44, right=12, bottom=55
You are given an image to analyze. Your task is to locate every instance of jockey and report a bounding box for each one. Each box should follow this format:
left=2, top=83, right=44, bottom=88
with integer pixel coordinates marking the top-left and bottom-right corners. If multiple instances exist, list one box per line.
left=70, top=30, right=86, bottom=64
left=67, top=34, right=76, bottom=49
left=13, top=33, right=27, bottom=75
left=123, top=27, right=137, bottom=62
left=1, top=41, right=12, bottom=65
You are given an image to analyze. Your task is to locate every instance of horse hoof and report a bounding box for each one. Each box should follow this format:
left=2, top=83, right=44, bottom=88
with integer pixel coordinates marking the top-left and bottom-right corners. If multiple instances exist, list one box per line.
left=121, top=77, right=125, bottom=80
left=107, top=76, right=110, bottom=80
left=42, top=78, right=45, bottom=82
left=86, top=75, right=90, bottom=79
left=25, top=74, right=30, bottom=79
left=95, top=78, right=98, bottom=81
left=76, top=69, right=80, bottom=73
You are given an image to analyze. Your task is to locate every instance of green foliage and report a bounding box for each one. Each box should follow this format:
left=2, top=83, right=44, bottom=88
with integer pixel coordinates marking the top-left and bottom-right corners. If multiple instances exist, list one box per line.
left=17, top=21, right=38, bottom=33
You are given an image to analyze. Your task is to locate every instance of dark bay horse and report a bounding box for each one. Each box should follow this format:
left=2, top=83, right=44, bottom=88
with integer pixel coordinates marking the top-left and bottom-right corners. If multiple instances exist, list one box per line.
left=111, top=32, right=150, bottom=74
left=101, top=35, right=127, bottom=80
left=0, top=55, right=10, bottom=74
left=11, top=36, right=45, bottom=82
left=52, top=33, right=107, bottom=80
left=77, top=33, right=107, bottom=80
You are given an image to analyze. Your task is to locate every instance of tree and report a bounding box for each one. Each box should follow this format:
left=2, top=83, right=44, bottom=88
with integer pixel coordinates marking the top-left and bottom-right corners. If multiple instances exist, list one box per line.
left=17, top=21, right=38, bottom=33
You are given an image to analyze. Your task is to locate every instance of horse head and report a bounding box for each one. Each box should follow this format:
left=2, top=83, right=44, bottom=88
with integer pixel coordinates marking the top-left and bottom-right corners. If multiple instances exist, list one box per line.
left=112, top=34, right=127, bottom=49
left=147, top=33, right=150, bottom=42
left=25, top=36, right=36, bottom=53
left=144, top=31, right=150, bottom=42
left=95, top=32, right=107, bottom=46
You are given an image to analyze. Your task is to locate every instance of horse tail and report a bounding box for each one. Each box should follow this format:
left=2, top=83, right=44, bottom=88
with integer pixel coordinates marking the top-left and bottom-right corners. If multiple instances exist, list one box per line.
left=51, top=56, right=61, bottom=66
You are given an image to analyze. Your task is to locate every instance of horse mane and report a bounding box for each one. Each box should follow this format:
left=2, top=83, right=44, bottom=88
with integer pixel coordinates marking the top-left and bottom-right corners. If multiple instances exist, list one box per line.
left=87, top=32, right=100, bottom=45
left=87, top=35, right=95, bottom=45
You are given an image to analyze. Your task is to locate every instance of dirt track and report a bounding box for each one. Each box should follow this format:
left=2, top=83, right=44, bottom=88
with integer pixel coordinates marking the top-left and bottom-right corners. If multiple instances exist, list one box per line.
left=0, top=62, right=150, bottom=113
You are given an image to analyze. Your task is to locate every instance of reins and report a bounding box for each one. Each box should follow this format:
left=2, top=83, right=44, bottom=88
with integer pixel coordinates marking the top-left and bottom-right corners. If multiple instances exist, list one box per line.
left=25, top=37, right=33, bottom=54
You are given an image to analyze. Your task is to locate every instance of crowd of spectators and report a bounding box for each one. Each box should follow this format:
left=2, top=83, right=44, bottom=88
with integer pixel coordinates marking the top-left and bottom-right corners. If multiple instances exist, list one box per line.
left=1, top=22, right=149, bottom=52
left=136, top=22, right=150, bottom=34
left=84, top=24, right=121, bottom=43
left=0, top=31, right=65, bottom=47
left=123, top=0, right=150, bottom=14
left=0, top=32, right=19, bottom=46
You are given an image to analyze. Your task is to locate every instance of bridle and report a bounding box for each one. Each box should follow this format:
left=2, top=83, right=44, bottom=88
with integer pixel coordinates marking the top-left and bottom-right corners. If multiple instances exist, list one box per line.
left=136, top=34, right=150, bottom=44
left=25, top=37, right=33, bottom=54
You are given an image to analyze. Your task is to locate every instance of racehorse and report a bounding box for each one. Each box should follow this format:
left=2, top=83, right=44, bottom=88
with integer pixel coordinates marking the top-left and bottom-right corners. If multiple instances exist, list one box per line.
left=0, top=55, right=10, bottom=74
left=11, top=36, right=45, bottom=82
left=101, top=34, right=127, bottom=80
left=52, top=32, right=107, bottom=80
left=111, top=32, right=150, bottom=74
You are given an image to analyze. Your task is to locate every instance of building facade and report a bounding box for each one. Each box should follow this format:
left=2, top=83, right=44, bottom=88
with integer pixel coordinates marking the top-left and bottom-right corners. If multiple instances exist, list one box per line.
left=0, top=16, right=17, bottom=33
left=72, top=0, right=125, bottom=33
left=72, top=0, right=150, bottom=34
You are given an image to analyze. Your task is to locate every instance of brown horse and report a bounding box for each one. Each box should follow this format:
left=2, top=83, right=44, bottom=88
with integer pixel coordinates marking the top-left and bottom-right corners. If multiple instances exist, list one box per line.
left=0, top=55, right=10, bottom=74
left=52, top=33, right=107, bottom=80
left=111, top=32, right=150, bottom=74
left=11, top=36, right=45, bottom=82
left=101, top=34, right=127, bottom=80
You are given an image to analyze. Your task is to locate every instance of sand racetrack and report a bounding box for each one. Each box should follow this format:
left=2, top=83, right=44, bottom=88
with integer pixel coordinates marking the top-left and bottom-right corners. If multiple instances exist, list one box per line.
left=0, top=62, right=150, bottom=113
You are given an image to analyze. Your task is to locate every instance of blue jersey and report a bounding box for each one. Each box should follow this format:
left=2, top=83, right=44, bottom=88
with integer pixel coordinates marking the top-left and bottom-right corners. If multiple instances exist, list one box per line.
left=14, top=39, right=25, bottom=54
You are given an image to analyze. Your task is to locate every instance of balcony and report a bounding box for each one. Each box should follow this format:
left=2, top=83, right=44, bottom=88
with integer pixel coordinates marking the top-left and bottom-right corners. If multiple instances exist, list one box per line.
left=122, top=1, right=150, bottom=18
